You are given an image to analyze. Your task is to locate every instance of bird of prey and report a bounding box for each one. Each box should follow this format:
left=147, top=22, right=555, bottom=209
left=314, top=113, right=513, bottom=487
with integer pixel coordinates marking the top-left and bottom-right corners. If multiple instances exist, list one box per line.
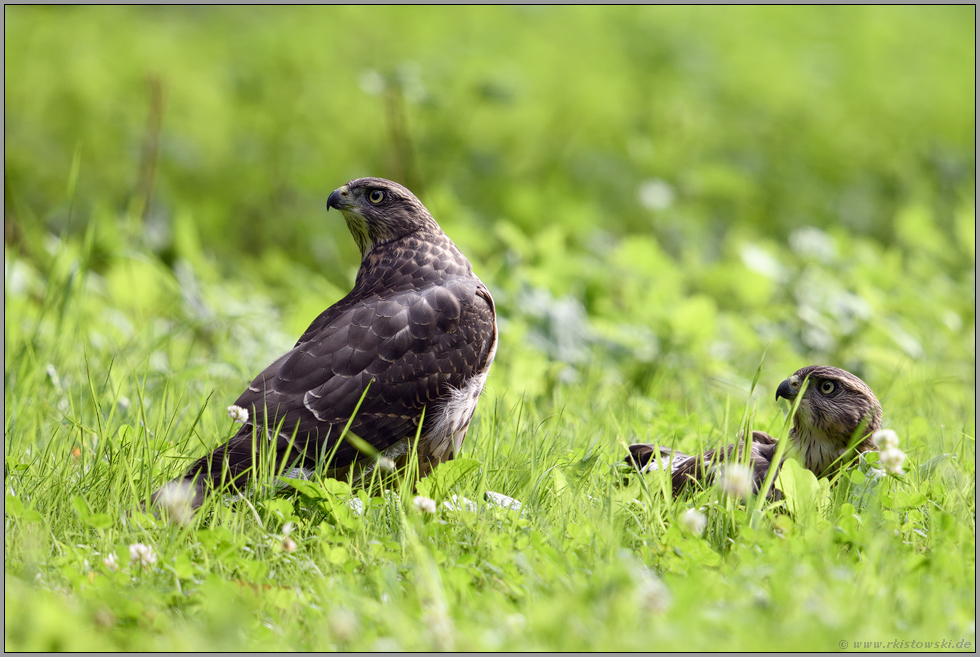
left=625, top=365, right=882, bottom=497
left=153, top=177, right=497, bottom=512
left=626, top=431, right=782, bottom=499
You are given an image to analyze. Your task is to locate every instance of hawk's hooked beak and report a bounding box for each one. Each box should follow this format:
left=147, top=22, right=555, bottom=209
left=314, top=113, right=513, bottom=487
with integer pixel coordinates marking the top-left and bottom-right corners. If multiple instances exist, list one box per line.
left=327, top=186, right=352, bottom=211
left=775, top=377, right=798, bottom=402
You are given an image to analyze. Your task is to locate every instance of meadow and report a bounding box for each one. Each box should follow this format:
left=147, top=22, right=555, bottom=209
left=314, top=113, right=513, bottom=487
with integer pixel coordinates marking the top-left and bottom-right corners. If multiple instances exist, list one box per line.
left=4, top=6, right=976, bottom=651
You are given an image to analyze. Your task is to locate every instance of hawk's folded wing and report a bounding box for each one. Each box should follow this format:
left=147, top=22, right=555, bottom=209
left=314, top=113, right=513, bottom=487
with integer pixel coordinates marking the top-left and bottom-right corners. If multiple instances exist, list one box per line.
left=192, top=279, right=495, bottom=483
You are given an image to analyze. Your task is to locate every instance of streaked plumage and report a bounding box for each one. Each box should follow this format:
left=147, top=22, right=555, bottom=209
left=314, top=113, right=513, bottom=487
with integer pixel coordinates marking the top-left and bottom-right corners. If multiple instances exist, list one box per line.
left=626, top=366, right=882, bottom=497
left=627, top=431, right=782, bottom=498
left=774, top=365, right=881, bottom=476
left=153, top=178, right=497, bottom=511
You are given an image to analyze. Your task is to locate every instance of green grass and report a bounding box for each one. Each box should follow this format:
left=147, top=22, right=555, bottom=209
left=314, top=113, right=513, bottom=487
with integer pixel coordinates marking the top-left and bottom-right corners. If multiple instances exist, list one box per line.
left=4, top=5, right=976, bottom=651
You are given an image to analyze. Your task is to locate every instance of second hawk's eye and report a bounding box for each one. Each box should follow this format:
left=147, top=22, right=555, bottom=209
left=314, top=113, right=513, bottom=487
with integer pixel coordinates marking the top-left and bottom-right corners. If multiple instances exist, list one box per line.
left=368, top=189, right=385, bottom=205
left=820, top=381, right=836, bottom=395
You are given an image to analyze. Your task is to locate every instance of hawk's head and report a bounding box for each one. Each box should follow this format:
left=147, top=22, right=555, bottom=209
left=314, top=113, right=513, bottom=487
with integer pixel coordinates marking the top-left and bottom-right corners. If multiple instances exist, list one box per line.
left=775, top=365, right=882, bottom=476
left=328, top=177, right=440, bottom=257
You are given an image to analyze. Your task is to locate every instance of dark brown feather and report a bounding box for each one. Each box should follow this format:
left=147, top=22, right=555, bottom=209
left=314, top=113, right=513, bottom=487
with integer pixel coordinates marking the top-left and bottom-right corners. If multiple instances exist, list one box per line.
left=153, top=178, right=496, bottom=512
left=627, top=431, right=782, bottom=500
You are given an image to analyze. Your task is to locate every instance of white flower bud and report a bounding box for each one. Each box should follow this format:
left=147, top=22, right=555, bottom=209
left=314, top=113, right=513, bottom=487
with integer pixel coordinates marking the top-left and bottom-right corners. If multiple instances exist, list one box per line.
left=679, top=508, right=707, bottom=536
left=716, top=464, right=753, bottom=499
left=872, top=429, right=899, bottom=451
left=878, top=447, right=907, bottom=476
left=227, top=405, right=249, bottom=423
left=128, top=543, right=157, bottom=567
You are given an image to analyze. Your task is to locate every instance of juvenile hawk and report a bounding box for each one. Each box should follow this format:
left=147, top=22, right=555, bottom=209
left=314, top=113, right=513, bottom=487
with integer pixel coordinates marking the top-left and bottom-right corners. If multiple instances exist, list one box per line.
left=626, top=365, right=882, bottom=496
left=154, top=178, right=497, bottom=511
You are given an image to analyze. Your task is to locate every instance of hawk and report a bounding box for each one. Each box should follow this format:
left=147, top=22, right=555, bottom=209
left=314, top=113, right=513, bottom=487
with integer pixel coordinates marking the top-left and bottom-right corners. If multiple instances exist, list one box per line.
left=626, top=366, right=882, bottom=497
left=153, top=177, right=497, bottom=511
left=626, top=431, right=782, bottom=499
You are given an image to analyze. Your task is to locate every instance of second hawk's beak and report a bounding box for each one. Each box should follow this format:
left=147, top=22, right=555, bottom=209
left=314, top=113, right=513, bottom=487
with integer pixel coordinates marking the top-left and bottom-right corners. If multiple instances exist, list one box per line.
left=775, top=377, right=797, bottom=402
left=327, top=186, right=352, bottom=211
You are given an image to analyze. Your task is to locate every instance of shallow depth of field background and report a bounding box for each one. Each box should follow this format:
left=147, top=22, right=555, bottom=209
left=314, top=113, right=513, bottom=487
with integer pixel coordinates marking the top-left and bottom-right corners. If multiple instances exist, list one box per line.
left=4, top=6, right=975, bottom=651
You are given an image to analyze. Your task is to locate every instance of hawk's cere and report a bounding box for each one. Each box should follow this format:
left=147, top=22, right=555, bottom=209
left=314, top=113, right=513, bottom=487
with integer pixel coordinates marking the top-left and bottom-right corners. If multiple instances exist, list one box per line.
left=153, top=178, right=498, bottom=511
left=626, top=366, right=883, bottom=497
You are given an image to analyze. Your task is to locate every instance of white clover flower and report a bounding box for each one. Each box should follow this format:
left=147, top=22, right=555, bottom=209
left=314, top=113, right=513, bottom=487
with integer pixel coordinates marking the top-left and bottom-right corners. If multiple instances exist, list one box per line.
left=878, top=447, right=907, bottom=476
left=103, top=552, right=118, bottom=572
left=872, top=429, right=899, bottom=451
left=372, top=638, right=402, bottom=652
left=716, top=463, right=753, bottom=499
left=679, top=508, right=707, bottom=536
left=634, top=571, right=672, bottom=615
left=423, top=607, right=454, bottom=651
left=154, top=480, right=196, bottom=525
left=413, top=495, right=437, bottom=514
left=638, top=179, right=675, bottom=211
left=504, top=613, right=527, bottom=633
left=117, top=396, right=131, bottom=413
left=328, top=608, right=360, bottom=643
left=128, top=543, right=157, bottom=567
left=227, top=404, right=249, bottom=424
left=377, top=456, right=396, bottom=473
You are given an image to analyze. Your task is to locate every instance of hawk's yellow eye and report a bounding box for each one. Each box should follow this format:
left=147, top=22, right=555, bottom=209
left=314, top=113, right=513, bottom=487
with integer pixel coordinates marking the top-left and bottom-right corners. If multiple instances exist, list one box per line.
left=368, top=189, right=385, bottom=205
left=820, top=381, right=836, bottom=395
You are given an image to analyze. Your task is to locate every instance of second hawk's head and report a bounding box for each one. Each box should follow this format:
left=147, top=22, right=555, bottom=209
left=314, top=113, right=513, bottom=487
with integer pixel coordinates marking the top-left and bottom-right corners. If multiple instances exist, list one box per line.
left=775, top=365, right=882, bottom=475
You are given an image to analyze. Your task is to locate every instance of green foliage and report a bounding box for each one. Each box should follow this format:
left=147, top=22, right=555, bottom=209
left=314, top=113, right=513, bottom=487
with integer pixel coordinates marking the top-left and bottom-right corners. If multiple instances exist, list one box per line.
left=415, top=458, right=482, bottom=504
left=4, top=5, right=975, bottom=651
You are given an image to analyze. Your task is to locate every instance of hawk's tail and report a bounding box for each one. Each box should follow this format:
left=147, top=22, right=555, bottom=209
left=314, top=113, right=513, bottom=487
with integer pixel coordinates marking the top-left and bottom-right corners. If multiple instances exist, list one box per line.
left=625, top=432, right=783, bottom=500
left=624, top=443, right=705, bottom=495
left=625, top=443, right=695, bottom=474
left=150, top=430, right=265, bottom=514
left=150, top=427, right=326, bottom=515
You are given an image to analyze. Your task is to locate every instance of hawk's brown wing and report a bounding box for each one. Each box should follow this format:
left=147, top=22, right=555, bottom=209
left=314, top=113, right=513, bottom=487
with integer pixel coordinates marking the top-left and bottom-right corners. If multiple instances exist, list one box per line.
left=626, top=431, right=782, bottom=499
left=178, top=276, right=495, bottom=502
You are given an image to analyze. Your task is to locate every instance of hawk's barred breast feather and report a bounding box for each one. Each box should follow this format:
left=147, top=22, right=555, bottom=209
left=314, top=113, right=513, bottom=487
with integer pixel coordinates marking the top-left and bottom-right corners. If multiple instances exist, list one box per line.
left=152, top=178, right=497, bottom=512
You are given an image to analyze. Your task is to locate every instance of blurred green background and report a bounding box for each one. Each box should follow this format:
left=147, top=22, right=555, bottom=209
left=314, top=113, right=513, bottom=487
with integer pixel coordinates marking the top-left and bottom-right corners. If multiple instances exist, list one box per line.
left=5, top=3, right=975, bottom=435
left=4, top=6, right=976, bottom=651
left=6, top=7, right=974, bottom=361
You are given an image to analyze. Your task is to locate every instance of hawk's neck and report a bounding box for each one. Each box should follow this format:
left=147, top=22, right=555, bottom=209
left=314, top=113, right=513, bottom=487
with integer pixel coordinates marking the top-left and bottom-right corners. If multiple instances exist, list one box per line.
left=353, top=230, right=476, bottom=294
left=790, top=426, right=877, bottom=476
